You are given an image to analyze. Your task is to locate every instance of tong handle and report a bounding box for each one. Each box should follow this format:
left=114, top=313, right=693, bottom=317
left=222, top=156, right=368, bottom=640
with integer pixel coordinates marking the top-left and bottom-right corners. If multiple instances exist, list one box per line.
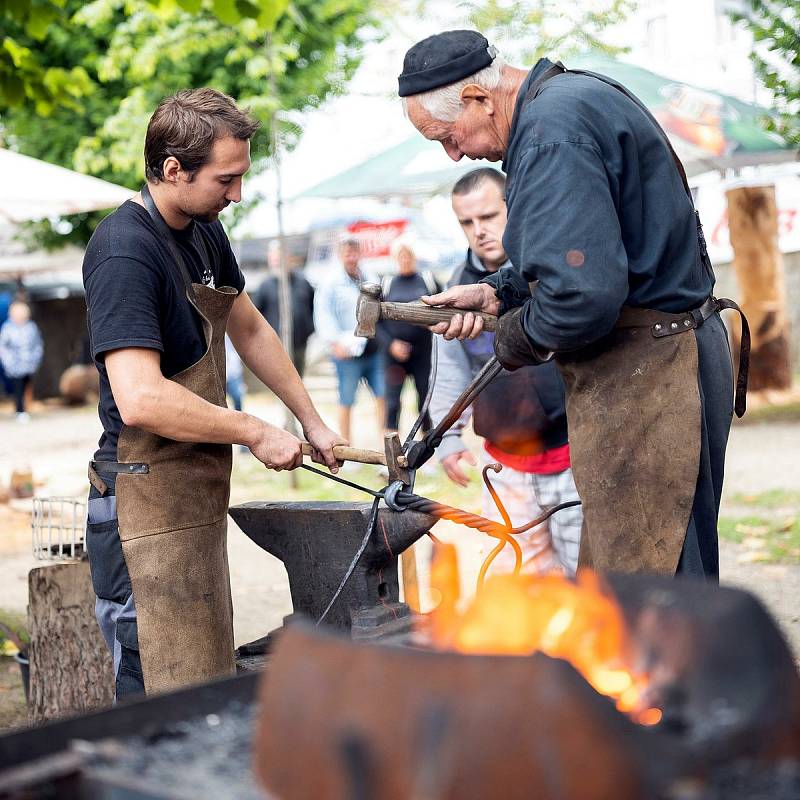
left=301, top=443, right=403, bottom=467
left=381, top=301, right=498, bottom=331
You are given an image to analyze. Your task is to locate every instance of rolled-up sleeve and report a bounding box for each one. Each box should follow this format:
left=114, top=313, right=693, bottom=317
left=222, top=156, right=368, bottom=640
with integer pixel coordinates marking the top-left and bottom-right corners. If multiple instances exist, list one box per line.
left=505, top=141, right=629, bottom=352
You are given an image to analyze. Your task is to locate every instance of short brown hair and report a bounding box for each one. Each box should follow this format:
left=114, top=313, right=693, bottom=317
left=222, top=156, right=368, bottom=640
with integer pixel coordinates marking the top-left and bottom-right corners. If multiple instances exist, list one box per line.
left=144, top=88, right=260, bottom=182
left=452, top=167, right=506, bottom=196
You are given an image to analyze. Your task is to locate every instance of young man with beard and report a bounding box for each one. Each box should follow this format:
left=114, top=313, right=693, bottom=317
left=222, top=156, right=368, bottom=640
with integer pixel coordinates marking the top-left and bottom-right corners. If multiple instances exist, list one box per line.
left=83, top=88, right=344, bottom=697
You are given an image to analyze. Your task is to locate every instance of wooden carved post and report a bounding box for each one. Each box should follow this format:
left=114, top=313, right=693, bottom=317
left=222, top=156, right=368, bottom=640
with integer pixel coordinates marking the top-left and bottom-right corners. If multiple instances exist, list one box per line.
left=28, top=562, right=114, bottom=722
left=725, top=183, right=792, bottom=391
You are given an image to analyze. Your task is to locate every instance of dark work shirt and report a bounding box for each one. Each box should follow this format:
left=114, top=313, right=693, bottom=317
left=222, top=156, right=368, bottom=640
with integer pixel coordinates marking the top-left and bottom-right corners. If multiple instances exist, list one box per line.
left=254, top=272, right=315, bottom=349
left=83, top=200, right=245, bottom=462
left=485, top=59, right=713, bottom=353
left=376, top=272, right=440, bottom=349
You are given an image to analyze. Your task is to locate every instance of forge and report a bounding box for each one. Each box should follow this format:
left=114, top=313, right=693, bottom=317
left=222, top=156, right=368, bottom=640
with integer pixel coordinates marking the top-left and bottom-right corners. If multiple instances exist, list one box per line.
left=1, top=573, right=799, bottom=800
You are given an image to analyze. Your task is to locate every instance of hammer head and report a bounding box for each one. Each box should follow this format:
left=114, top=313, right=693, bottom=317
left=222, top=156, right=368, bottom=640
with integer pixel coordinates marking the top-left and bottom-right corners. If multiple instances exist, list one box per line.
left=384, top=432, right=411, bottom=486
left=355, top=282, right=382, bottom=338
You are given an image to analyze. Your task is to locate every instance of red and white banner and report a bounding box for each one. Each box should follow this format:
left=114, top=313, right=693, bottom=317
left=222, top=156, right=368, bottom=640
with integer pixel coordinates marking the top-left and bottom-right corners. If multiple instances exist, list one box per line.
left=695, top=175, right=800, bottom=264
left=346, top=219, right=409, bottom=258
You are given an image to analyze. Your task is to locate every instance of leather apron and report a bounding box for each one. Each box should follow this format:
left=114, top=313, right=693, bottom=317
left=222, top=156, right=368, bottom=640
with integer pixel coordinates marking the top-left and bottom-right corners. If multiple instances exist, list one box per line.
left=523, top=65, right=750, bottom=574
left=115, top=187, right=237, bottom=693
left=559, top=309, right=701, bottom=573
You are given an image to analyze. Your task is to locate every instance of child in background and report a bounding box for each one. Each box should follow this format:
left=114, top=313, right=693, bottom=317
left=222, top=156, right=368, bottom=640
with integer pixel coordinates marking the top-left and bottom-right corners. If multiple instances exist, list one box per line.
left=0, top=300, right=43, bottom=422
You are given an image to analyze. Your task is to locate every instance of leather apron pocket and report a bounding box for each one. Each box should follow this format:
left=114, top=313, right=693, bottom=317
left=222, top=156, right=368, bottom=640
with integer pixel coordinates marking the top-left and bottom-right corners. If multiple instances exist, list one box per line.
left=558, top=321, right=702, bottom=574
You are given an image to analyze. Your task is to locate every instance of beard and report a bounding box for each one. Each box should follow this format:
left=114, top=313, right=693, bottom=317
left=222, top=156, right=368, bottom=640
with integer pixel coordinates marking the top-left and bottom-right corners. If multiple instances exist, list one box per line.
left=190, top=210, right=220, bottom=224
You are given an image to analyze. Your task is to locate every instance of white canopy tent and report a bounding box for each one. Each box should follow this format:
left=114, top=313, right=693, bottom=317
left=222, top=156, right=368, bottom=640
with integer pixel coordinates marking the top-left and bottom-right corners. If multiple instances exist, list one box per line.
left=0, top=148, right=132, bottom=224
left=0, top=148, right=132, bottom=277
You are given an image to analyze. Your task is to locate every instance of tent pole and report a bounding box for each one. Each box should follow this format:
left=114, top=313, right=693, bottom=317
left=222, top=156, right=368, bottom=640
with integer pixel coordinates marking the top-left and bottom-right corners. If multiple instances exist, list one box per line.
left=268, top=34, right=300, bottom=488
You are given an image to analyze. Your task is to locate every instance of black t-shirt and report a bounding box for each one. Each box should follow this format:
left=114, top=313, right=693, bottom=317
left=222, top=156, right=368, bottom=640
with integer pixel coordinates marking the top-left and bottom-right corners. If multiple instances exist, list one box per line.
left=83, top=200, right=245, bottom=462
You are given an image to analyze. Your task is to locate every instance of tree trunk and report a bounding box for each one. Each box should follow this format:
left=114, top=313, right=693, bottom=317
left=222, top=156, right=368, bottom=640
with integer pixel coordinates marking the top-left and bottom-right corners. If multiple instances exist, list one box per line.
left=725, top=184, right=792, bottom=391
left=28, top=562, right=114, bottom=723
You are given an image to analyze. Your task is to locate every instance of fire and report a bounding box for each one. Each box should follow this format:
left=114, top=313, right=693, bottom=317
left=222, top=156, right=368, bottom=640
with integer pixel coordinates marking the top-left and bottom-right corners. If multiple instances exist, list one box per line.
left=422, top=543, right=661, bottom=726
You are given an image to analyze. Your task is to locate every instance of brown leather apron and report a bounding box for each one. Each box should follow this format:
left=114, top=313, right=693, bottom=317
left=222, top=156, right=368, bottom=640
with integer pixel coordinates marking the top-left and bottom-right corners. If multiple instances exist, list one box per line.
left=559, top=309, right=701, bottom=573
left=559, top=300, right=748, bottom=574
left=114, top=188, right=237, bottom=693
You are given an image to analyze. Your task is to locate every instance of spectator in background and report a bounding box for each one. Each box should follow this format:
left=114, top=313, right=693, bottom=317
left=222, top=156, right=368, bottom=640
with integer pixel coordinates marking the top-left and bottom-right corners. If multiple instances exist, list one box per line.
left=0, top=288, right=12, bottom=396
left=428, top=168, right=582, bottom=576
left=314, top=236, right=385, bottom=443
left=377, top=237, right=439, bottom=433
left=254, top=241, right=315, bottom=376
left=0, top=300, right=44, bottom=422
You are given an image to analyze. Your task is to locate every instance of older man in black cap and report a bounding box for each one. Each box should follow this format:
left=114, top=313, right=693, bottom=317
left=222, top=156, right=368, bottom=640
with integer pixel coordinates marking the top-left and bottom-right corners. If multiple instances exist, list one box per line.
left=399, top=31, right=749, bottom=579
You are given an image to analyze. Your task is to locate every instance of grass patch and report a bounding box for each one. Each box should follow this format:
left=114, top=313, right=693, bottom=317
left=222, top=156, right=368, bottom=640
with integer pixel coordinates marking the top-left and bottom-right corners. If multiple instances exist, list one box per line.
left=0, top=609, right=28, bottom=652
left=718, top=515, right=800, bottom=564
left=729, top=489, right=800, bottom=509
left=734, top=399, right=800, bottom=425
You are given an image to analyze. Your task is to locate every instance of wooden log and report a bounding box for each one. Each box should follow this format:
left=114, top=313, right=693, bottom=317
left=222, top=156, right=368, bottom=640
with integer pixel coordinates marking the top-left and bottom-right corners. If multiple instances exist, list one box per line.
left=28, top=562, right=114, bottom=723
left=725, top=184, right=793, bottom=391
left=400, top=546, right=420, bottom=613
left=58, top=364, right=100, bottom=404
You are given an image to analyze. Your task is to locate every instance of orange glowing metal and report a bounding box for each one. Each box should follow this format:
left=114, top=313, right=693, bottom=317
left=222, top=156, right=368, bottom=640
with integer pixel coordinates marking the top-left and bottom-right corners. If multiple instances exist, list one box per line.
left=422, top=545, right=660, bottom=725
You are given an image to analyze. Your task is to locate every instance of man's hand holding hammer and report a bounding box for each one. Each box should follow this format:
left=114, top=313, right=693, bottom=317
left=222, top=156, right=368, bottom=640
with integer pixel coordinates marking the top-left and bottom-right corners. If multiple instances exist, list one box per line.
left=420, top=284, right=501, bottom=340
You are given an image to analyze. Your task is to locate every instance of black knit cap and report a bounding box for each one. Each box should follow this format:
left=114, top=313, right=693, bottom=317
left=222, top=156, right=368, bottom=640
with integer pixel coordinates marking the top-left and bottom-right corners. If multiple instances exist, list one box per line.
left=398, top=30, right=497, bottom=98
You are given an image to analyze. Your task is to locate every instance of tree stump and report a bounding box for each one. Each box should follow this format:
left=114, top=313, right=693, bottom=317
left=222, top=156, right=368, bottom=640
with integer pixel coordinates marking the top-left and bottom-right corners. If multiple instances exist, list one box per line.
left=28, top=562, right=114, bottom=723
left=725, top=184, right=793, bottom=392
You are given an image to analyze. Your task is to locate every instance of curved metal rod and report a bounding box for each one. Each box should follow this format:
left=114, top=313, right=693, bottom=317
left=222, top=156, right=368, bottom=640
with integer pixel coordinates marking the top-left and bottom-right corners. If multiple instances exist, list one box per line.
left=481, top=463, right=512, bottom=530
left=478, top=462, right=522, bottom=581
left=476, top=538, right=508, bottom=591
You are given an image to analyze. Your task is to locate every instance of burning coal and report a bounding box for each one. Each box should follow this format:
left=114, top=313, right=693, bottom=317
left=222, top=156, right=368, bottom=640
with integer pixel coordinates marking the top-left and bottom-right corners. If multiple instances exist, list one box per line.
left=422, top=543, right=662, bottom=725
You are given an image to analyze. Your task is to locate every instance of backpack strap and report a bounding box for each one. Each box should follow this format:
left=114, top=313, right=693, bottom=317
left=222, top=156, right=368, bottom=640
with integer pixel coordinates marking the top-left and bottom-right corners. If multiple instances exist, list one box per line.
left=421, top=270, right=438, bottom=295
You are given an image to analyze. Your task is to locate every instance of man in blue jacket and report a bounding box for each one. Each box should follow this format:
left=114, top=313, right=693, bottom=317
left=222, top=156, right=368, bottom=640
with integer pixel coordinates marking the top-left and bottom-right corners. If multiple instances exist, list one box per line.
left=401, top=31, right=748, bottom=579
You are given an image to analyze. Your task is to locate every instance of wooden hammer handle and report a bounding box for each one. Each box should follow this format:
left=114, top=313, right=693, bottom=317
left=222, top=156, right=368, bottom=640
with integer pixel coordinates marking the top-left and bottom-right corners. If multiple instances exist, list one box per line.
left=301, top=442, right=388, bottom=466
left=381, top=301, right=498, bottom=331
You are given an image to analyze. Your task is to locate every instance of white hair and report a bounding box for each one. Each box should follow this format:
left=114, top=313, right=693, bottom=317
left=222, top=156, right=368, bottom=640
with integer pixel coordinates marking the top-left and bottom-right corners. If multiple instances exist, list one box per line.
left=401, top=55, right=506, bottom=123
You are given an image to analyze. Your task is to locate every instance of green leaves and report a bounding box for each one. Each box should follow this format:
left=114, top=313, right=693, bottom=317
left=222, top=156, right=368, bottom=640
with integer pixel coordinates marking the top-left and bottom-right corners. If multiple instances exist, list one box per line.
left=1, top=0, right=93, bottom=111
left=731, top=0, right=800, bottom=147
left=2, top=0, right=386, bottom=247
left=464, top=0, right=635, bottom=62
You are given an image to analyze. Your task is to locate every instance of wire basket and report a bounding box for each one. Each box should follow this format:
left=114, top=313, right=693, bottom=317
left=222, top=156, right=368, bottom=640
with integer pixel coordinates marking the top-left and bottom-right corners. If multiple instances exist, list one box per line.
left=32, top=497, right=87, bottom=561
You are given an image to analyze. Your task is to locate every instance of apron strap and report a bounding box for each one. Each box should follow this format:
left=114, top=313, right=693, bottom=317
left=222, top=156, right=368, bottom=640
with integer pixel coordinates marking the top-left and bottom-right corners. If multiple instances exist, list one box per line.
left=88, top=461, right=149, bottom=495
left=714, top=298, right=750, bottom=419
left=140, top=184, right=200, bottom=307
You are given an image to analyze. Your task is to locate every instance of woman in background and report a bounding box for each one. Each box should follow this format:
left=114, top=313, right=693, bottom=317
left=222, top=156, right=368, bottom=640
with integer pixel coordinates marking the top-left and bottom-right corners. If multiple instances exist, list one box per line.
left=377, top=238, right=439, bottom=434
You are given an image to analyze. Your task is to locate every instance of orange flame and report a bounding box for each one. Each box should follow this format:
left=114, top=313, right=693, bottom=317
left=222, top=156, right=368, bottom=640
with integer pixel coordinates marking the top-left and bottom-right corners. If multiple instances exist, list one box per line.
left=421, top=543, right=661, bottom=726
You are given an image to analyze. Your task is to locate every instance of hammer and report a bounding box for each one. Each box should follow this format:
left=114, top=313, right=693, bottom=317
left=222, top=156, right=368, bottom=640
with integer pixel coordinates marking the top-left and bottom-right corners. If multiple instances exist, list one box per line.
left=355, top=282, right=497, bottom=338
left=301, top=433, right=410, bottom=485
